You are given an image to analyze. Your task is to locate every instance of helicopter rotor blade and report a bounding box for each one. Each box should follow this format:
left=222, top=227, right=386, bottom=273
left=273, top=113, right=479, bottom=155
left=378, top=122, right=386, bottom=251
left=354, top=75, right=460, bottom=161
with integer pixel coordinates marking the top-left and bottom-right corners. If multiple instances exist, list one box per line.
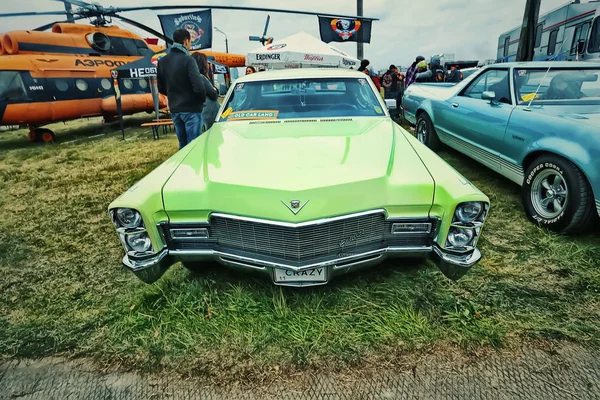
left=113, top=15, right=173, bottom=45
left=0, top=11, right=69, bottom=17
left=262, top=15, right=270, bottom=37
left=249, top=36, right=262, bottom=41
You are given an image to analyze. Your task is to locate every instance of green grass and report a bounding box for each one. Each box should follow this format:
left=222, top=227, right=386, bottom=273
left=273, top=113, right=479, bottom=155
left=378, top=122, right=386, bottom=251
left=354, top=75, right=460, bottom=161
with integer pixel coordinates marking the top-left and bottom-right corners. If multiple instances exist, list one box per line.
left=0, top=116, right=599, bottom=381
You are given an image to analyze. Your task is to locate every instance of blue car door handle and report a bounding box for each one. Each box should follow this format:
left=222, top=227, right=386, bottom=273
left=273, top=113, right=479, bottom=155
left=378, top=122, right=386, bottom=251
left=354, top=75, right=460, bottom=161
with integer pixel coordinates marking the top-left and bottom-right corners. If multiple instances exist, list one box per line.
left=452, top=103, right=459, bottom=108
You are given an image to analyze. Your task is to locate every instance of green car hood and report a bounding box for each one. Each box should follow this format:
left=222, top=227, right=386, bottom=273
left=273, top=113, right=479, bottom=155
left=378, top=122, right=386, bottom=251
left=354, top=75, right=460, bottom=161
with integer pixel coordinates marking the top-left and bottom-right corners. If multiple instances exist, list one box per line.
left=162, top=118, right=436, bottom=222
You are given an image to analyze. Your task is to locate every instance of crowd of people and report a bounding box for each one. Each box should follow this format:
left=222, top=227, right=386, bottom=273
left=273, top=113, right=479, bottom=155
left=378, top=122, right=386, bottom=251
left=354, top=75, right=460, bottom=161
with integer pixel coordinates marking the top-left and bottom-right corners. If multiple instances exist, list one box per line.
left=158, top=33, right=466, bottom=150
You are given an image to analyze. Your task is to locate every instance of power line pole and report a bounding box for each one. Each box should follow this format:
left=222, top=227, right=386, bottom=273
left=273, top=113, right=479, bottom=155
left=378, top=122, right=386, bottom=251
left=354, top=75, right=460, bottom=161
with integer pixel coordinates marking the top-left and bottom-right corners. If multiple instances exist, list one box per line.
left=357, top=0, right=364, bottom=60
left=516, top=0, right=541, bottom=61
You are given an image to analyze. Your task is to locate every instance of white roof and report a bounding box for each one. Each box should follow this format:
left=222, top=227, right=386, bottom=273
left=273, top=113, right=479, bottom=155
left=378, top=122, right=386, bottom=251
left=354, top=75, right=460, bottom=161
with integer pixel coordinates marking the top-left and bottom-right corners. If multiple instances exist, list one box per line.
left=236, top=68, right=367, bottom=83
left=247, top=31, right=360, bottom=69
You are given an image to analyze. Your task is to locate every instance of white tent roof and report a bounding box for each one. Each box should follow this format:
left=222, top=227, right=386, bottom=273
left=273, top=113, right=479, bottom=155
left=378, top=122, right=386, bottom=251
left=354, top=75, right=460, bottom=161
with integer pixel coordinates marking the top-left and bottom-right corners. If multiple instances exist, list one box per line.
left=247, top=31, right=359, bottom=69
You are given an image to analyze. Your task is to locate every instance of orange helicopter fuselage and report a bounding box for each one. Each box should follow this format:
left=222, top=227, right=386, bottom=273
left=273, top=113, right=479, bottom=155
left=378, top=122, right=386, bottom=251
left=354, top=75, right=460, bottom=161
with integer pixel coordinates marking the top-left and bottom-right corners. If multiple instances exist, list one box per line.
left=0, top=23, right=245, bottom=128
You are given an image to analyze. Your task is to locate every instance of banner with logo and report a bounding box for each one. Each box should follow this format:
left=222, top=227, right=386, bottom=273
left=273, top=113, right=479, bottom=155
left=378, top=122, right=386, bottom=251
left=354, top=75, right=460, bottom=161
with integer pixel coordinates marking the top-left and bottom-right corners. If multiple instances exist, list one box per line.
left=158, top=10, right=212, bottom=50
left=318, top=16, right=372, bottom=44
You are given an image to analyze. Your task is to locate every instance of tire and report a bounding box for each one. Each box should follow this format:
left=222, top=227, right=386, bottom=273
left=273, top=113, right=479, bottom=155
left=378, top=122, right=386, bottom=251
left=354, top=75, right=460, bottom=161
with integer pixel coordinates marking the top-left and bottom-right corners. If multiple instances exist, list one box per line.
left=523, top=155, right=598, bottom=234
left=416, top=113, right=442, bottom=151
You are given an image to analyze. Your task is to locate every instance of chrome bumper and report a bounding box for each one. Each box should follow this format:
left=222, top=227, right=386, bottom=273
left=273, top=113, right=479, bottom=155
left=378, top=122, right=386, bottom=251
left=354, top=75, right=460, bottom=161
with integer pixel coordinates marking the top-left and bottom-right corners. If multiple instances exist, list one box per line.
left=122, top=245, right=481, bottom=286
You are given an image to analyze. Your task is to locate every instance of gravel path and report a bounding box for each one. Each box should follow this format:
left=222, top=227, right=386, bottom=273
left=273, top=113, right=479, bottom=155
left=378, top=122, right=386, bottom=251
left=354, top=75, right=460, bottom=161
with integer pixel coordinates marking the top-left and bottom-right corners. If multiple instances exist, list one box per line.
left=1, top=344, right=599, bottom=399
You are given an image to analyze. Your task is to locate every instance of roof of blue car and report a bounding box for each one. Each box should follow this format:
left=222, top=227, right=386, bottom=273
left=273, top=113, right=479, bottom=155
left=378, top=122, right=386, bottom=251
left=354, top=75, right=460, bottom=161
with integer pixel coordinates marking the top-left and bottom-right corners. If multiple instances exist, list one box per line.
left=488, top=61, right=600, bottom=68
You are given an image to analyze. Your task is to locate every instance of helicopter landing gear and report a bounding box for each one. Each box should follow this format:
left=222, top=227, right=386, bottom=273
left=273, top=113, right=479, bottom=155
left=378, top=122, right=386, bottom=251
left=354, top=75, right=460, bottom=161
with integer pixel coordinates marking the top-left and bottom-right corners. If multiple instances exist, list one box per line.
left=28, top=127, right=56, bottom=143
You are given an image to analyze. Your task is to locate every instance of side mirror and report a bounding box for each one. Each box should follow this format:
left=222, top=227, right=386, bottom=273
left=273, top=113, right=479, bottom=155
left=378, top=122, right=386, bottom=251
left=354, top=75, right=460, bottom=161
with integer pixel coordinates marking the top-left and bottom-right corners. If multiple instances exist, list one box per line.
left=577, top=39, right=585, bottom=54
left=482, top=91, right=496, bottom=103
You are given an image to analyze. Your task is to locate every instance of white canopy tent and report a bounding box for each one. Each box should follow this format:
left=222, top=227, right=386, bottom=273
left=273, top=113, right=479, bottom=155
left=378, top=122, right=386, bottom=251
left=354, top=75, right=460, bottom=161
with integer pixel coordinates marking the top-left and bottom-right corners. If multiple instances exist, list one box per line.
left=247, top=31, right=360, bottom=70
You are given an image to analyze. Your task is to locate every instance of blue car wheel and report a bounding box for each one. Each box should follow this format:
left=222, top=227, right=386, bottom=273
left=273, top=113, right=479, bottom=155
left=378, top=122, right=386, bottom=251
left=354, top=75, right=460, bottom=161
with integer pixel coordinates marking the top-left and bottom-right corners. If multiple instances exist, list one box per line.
left=523, top=155, right=598, bottom=234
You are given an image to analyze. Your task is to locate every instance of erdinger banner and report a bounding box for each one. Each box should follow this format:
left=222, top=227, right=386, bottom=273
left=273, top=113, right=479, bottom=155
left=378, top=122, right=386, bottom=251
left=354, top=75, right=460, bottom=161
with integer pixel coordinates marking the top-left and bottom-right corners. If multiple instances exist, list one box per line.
left=158, top=10, right=212, bottom=50
left=318, top=16, right=372, bottom=43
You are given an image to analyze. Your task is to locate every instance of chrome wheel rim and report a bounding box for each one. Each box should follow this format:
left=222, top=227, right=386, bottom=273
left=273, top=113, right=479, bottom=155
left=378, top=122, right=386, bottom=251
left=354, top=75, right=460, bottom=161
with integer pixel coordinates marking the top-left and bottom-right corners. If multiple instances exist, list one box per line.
left=531, top=169, right=568, bottom=219
left=417, top=120, right=427, bottom=144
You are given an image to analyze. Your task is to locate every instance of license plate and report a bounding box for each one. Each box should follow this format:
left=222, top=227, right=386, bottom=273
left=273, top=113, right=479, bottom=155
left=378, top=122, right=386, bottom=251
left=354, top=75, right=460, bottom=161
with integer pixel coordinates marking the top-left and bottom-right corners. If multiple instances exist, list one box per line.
left=273, top=267, right=326, bottom=283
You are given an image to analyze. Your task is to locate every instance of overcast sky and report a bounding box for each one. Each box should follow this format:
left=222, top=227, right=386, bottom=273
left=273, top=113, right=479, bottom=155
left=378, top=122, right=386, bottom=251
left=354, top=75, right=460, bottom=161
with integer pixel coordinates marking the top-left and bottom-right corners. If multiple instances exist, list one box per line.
left=1, top=0, right=571, bottom=70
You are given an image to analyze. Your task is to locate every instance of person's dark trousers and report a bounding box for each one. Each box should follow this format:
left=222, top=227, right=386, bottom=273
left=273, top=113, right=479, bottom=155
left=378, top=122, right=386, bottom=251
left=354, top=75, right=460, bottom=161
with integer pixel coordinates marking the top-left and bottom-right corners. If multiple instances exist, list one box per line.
left=172, top=112, right=203, bottom=149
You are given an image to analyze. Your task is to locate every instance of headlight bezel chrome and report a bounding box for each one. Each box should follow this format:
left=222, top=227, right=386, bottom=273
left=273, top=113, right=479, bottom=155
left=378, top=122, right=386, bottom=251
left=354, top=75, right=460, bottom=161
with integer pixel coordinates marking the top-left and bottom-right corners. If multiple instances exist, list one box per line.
left=445, top=201, right=489, bottom=253
left=110, top=208, right=154, bottom=256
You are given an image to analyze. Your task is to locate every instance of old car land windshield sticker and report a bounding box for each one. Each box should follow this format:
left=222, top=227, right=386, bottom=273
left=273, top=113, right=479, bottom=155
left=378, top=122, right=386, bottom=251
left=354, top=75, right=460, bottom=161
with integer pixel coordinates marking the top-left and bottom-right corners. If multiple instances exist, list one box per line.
left=358, top=78, right=368, bottom=86
left=228, top=110, right=279, bottom=120
left=521, top=93, right=539, bottom=102
left=373, top=106, right=383, bottom=114
left=221, top=107, right=233, bottom=119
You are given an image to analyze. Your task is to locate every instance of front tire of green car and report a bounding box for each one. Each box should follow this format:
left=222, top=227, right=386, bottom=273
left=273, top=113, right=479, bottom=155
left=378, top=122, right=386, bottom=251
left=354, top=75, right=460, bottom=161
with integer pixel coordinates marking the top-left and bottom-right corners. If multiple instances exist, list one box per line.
left=416, top=113, right=441, bottom=151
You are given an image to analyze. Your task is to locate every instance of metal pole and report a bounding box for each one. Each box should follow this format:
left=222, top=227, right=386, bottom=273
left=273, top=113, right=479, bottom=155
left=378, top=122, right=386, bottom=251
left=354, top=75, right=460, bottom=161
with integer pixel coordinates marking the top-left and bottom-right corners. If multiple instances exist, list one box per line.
left=357, top=0, right=364, bottom=60
left=225, top=37, right=229, bottom=53
left=516, top=0, right=541, bottom=61
left=64, top=2, right=74, bottom=23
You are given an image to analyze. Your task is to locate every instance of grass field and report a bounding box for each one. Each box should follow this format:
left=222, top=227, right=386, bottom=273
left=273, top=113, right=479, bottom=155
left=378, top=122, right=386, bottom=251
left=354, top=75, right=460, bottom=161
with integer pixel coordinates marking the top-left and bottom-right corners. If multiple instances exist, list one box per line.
left=0, top=115, right=599, bottom=382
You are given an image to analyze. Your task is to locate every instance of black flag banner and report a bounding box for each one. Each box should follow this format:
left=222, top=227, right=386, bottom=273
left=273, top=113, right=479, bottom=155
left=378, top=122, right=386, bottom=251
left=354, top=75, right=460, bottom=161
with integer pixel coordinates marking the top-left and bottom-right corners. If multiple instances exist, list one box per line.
left=158, top=10, right=213, bottom=50
left=318, top=16, right=372, bottom=43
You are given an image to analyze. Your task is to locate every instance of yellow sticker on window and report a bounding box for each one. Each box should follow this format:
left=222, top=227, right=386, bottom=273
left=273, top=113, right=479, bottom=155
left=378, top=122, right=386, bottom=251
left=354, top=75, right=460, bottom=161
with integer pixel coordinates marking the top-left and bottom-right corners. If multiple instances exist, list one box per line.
left=374, top=106, right=383, bottom=114
left=228, top=110, right=279, bottom=120
left=221, top=107, right=233, bottom=119
left=521, top=93, right=539, bottom=102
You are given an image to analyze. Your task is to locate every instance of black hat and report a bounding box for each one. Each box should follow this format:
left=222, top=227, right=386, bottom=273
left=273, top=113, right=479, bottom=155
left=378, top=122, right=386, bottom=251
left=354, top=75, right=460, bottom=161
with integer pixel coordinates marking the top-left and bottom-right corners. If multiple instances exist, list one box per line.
left=416, top=55, right=425, bottom=61
left=389, top=64, right=397, bottom=70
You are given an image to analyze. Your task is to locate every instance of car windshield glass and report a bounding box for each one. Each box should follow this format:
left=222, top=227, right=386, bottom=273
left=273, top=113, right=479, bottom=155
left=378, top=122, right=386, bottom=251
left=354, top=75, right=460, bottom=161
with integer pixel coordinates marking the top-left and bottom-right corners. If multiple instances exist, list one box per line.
left=219, top=77, right=385, bottom=121
left=589, top=17, right=600, bottom=53
left=0, top=71, right=27, bottom=101
left=514, top=68, right=600, bottom=104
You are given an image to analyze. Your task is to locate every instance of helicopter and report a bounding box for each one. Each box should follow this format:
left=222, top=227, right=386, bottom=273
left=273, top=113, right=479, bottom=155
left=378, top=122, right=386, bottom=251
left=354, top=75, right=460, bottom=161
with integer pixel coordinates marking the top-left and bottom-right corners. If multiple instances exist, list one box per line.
left=0, top=0, right=246, bottom=142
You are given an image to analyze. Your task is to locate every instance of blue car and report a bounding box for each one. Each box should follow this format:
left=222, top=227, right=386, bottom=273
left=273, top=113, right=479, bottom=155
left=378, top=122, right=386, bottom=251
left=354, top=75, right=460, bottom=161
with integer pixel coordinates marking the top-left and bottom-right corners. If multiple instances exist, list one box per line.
left=403, top=62, right=600, bottom=233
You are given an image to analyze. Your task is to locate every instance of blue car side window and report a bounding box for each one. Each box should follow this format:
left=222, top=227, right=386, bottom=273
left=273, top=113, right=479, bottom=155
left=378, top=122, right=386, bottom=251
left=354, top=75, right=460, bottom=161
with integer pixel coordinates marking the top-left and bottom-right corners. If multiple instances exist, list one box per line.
left=461, top=69, right=511, bottom=104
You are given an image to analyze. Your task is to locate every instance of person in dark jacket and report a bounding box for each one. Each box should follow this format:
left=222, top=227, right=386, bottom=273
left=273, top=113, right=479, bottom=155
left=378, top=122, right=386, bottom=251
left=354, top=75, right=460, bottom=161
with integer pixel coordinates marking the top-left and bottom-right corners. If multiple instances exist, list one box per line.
left=446, top=65, right=461, bottom=83
left=382, top=64, right=400, bottom=99
left=157, top=28, right=206, bottom=149
left=191, top=52, right=219, bottom=132
left=415, top=56, right=442, bottom=83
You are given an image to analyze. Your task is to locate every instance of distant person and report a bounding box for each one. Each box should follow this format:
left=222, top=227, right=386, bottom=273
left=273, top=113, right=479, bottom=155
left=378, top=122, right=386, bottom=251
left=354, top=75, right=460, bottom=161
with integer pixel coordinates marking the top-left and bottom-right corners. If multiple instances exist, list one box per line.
left=382, top=64, right=400, bottom=100
left=446, top=65, right=461, bottom=83
left=405, top=55, right=425, bottom=89
left=246, top=66, right=256, bottom=75
left=415, top=56, right=442, bottom=83
left=192, top=52, right=219, bottom=132
left=258, top=65, right=266, bottom=72
left=158, top=28, right=206, bottom=149
left=358, top=59, right=370, bottom=73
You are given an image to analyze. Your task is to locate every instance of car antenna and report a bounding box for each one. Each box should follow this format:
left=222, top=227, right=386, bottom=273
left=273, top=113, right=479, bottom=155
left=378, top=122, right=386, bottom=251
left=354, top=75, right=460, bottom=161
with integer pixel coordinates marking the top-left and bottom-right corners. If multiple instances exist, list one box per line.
left=525, top=66, right=552, bottom=111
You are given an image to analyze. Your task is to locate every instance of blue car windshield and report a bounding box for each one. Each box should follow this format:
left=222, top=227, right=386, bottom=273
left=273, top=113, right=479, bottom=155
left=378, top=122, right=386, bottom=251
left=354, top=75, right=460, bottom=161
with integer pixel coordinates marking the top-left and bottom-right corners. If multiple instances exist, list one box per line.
left=219, top=77, right=386, bottom=121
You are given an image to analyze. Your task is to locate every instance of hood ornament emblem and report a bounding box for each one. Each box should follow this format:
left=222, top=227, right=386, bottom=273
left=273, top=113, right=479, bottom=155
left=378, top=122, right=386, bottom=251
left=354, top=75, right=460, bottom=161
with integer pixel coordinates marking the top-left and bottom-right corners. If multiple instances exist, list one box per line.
left=281, top=199, right=309, bottom=215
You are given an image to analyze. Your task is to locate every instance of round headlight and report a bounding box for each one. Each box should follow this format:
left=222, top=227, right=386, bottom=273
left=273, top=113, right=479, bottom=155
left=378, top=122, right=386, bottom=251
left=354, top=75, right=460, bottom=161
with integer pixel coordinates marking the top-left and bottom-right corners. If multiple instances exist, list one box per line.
left=455, top=202, right=483, bottom=223
left=125, top=232, right=152, bottom=253
left=447, top=227, right=475, bottom=248
left=116, top=208, right=143, bottom=228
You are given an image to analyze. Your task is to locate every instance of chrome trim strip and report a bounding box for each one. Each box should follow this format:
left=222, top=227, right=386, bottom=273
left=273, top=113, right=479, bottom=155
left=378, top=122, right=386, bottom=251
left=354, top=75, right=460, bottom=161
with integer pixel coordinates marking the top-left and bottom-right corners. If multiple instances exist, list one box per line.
left=332, top=254, right=383, bottom=270
left=437, top=130, right=524, bottom=185
left=596, top=199, right=600, bottom=218
left=170, top=246, right=432, bottom=271
left=209, top=209, right=388, bottom=228
left=433, top=246, right=481, bottom=269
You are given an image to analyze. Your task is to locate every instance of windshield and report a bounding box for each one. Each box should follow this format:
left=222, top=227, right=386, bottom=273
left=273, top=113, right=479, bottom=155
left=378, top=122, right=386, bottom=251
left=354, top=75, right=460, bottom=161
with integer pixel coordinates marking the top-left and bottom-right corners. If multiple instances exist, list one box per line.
left=513, top=68, right=600, bottom=104
left=0, top=71, right=27, bottom=101
left=219, top=77, right=386, bottom=121
left=589, top=17, right=600, bottom=53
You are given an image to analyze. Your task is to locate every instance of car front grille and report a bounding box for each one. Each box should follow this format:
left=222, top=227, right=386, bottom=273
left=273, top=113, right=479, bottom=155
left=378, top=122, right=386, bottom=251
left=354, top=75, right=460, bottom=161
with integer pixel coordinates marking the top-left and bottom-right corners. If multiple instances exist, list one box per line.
left=160, top=212, right=437, bottom=265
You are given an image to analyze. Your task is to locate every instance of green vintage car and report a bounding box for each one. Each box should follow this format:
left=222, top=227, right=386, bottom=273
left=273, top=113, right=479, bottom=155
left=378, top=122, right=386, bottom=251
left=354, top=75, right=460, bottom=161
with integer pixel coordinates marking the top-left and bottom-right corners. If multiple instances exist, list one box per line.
left=109, top=69, right=490, bottom=287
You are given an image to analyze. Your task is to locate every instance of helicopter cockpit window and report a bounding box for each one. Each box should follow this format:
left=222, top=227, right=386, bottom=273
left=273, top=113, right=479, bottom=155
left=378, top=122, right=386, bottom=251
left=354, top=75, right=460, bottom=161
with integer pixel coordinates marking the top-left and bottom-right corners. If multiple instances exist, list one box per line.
left=0, top=71, right=27, bottom=101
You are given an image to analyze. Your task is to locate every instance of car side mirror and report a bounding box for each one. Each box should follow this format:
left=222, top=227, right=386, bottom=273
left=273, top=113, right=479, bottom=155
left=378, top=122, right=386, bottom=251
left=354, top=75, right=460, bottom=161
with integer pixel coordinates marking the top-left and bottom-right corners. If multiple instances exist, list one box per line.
left=577, top=39, right=585, bottom=55
left=482, top=91, right=496, bottom=103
